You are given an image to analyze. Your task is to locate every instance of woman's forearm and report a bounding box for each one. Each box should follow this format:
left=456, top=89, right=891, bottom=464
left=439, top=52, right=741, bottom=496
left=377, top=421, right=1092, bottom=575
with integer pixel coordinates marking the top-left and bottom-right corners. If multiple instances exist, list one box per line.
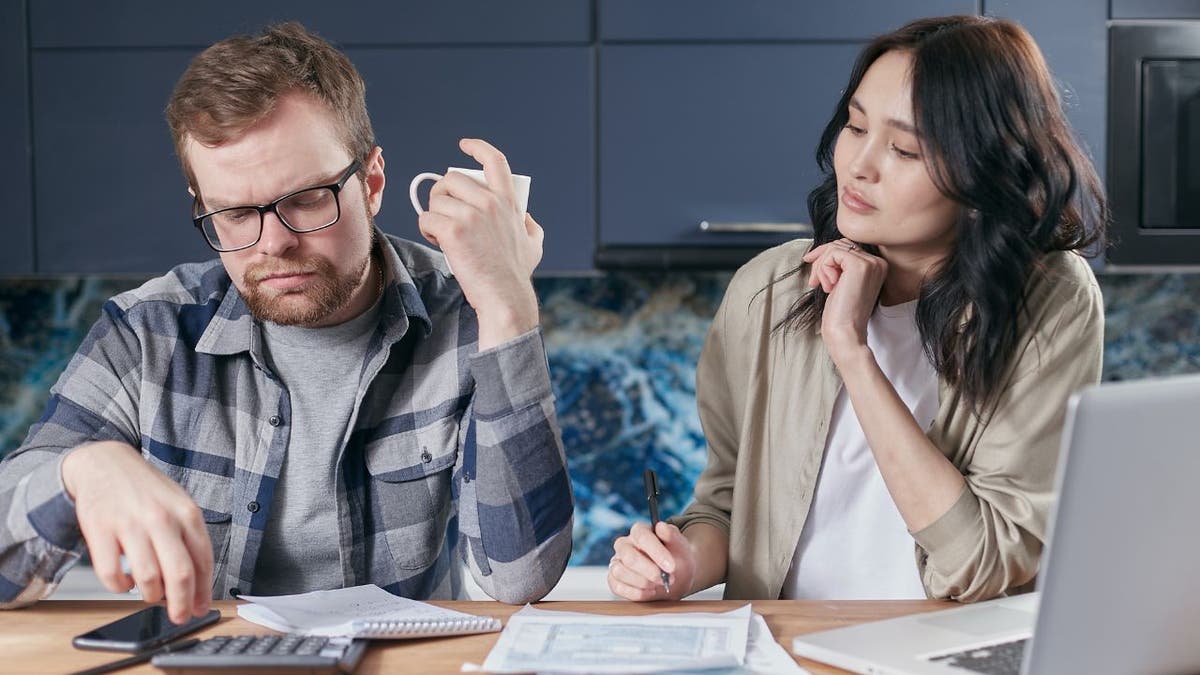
left=837, top=346, right=966, bottom=532
left=681, top=522, right=730, bottom=596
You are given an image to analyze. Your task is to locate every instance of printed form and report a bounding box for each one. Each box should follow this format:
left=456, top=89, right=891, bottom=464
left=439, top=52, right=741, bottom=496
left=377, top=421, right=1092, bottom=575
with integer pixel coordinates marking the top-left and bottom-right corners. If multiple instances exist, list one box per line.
left=474, top=604, right=808, bottom=674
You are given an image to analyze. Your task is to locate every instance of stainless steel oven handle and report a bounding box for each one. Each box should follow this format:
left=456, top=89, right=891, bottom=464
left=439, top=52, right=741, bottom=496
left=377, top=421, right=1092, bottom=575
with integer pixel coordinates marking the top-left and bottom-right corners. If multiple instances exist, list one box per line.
left=698, top=221, right=814, bottom=235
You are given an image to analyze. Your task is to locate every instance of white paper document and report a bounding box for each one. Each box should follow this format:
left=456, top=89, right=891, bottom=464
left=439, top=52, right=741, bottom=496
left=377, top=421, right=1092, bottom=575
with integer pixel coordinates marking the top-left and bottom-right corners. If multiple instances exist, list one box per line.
left=677, top=613, right=810, bottom=675
left=237, top=584, right=498, bottom=638
left=478, top=605, right=764, bottom=674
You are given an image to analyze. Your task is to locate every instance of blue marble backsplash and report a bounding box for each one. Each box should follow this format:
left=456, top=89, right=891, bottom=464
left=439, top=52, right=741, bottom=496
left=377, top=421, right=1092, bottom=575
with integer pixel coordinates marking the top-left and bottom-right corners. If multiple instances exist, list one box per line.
left=2, top=271, right=1198, bottom=565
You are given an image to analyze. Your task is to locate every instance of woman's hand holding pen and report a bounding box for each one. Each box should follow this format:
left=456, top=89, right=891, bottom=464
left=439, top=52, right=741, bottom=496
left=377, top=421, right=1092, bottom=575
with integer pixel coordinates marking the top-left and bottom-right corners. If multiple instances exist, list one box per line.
left=607, top=522, right=697, bottom=601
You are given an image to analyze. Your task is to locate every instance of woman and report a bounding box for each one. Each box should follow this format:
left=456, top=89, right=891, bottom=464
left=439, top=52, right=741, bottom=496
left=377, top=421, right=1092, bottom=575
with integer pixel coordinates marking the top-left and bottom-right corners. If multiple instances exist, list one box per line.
left=607, top=15, right=1106, bottom=603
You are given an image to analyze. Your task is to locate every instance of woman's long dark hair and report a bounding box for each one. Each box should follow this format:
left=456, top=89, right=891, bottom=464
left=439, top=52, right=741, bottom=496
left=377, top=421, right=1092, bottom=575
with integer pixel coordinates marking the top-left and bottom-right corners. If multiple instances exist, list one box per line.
left=778, top=15, right=1107, bottom=412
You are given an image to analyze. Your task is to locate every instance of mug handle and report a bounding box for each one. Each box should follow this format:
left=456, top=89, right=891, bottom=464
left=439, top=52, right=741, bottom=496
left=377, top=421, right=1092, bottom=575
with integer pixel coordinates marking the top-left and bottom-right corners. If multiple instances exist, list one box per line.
left=408, top=172, right=456, bottom=277
left=408, top=172, right=444, bottom=214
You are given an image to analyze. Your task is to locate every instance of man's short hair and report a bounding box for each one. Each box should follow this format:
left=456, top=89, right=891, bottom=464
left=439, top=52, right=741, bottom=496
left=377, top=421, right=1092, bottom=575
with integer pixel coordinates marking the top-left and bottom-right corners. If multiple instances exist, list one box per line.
left=165, top=21, right=375, bottom=188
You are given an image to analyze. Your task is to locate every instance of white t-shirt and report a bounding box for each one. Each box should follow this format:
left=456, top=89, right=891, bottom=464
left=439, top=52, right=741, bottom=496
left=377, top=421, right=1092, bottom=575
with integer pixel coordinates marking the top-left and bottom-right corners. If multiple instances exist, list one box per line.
left=781, top=299, right=939, bottom=600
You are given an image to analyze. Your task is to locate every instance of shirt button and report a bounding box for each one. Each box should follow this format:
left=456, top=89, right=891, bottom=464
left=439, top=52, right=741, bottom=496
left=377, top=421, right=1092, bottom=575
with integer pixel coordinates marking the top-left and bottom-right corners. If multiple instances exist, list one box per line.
left=421, top=451, right=433, bottom=463
left=247, top=501, right=260, bottom=513
left=268, top=415, right=282, bottom=427
left=229, top=588, right=241, bottom=598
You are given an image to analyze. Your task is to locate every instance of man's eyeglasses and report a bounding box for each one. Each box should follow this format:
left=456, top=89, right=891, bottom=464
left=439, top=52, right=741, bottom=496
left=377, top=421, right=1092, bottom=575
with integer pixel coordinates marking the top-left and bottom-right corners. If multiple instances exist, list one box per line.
left=192, top=160, right=362, bottom=253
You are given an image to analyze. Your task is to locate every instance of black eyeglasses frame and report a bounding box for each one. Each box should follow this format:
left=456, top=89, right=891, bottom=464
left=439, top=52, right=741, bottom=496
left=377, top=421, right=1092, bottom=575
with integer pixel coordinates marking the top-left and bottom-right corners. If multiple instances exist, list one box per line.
left=191, top=159, right=363, bottom=253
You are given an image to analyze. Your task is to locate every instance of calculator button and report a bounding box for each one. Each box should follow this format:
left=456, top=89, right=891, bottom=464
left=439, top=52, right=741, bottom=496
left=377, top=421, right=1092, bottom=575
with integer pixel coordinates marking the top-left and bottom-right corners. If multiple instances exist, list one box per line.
left=247, top=636, right=279, bottom=654
left=277, top=635, right=305, bottom=652
left=219, top=636, right=255, bottom=653
left=295, top=637, right=327, bottom=655
left=192, top=638, right=225, bottom=655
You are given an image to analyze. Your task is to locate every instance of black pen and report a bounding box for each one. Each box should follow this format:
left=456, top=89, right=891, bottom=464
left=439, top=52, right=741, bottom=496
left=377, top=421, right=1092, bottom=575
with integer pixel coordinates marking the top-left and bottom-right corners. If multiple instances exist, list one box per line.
left=71, top=637, right=201, bottom=675
left=643, top=468, right=672, bottom=594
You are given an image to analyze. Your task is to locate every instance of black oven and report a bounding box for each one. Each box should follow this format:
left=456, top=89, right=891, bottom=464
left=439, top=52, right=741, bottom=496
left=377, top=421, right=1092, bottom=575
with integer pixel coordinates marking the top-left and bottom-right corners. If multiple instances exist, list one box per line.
left=1109, top=21, right=1200, bottom=267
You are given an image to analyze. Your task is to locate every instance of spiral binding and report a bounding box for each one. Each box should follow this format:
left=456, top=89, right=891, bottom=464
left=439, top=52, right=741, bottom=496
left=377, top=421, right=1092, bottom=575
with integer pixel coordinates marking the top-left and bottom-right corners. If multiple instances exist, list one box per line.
left=351, top=615, right=501, bottom=638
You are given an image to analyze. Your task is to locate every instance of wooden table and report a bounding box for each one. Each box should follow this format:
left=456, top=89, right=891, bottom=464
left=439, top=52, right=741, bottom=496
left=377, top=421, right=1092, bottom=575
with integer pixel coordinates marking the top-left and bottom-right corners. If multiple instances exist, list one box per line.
left=2, top=599, right=952, bottom=673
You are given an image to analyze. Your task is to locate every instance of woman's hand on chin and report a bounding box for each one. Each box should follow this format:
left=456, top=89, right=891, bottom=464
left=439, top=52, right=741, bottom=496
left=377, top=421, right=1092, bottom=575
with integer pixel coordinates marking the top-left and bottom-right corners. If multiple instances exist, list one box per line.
left=802, top=239, right=888, bottom=369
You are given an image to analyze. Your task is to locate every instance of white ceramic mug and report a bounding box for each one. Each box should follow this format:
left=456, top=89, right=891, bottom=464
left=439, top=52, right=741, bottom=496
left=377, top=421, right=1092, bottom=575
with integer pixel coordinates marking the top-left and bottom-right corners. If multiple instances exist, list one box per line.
left=408, top=167, right=531, bottom=217
left=408, top=168, right=531, bottom=276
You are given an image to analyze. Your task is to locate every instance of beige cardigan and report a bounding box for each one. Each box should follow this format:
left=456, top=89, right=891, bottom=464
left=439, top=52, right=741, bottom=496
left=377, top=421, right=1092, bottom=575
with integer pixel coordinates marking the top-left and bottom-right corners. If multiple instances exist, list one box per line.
left=672, top=240, right=1104, bottom=602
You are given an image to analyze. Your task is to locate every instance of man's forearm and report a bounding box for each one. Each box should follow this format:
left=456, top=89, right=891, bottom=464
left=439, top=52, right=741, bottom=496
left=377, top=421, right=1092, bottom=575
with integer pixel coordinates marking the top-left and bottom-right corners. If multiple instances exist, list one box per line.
left=474, top=289, right=539, bottom=352
left=462, top=327, right=573, bottom=602
left=60, top=441, right=142, bottom=500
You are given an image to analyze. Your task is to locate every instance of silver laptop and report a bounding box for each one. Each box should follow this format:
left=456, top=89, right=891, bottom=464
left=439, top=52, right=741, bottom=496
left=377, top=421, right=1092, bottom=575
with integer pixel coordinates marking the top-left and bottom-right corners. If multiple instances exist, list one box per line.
left=791, top=374, right=1200, bottom=675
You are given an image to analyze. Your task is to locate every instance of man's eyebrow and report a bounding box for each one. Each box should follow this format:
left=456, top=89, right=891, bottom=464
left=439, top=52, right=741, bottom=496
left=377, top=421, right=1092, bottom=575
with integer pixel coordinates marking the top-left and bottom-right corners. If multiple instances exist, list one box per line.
left=848, top=97, right=918, bottom=135
left=201, top=169, right=341, bottom=210
left=201, top=195, right=242, bottom=211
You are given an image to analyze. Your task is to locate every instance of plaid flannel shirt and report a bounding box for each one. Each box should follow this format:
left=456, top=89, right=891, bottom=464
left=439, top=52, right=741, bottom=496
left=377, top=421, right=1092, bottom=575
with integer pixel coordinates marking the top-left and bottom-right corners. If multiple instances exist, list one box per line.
left=0, top=232, right=573, bottom=606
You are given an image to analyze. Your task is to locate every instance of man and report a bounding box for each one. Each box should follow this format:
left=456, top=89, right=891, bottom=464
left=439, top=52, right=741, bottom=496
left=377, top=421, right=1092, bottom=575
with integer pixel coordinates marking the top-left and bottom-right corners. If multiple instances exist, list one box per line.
left=0, top=22, right=573, bottom=624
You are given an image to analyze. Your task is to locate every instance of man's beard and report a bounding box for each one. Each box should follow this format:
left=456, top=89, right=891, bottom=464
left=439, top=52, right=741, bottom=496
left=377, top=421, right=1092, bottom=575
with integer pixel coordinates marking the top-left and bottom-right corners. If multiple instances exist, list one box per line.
left=241, top=249, right=370, bottom=327
left=241, top=186, right=376, bottom=327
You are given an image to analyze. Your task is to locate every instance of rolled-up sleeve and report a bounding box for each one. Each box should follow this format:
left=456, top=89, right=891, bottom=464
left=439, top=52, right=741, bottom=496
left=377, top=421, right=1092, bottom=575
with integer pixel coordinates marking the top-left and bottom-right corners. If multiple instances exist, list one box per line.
left=671, top=282, right=738, bottom=539
left=0, top=303, right=141, bottom=608
left=456, top=327, right=573, bottom=604
left=915, top=261, right=1104, bottom=602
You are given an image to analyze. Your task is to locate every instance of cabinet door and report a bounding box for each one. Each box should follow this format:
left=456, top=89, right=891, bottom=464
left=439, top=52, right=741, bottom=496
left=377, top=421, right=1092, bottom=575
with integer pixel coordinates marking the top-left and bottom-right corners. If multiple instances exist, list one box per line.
left=1, top=0, right=33, bottom=275
left=1111, top=0, right=1200, bottom=18
left=32, top=51, right=207, bottom=274
left=31, top=0, right=591, bottom=47
left=600, top=0, right=977, bottom=41
left=351, top=47, right=594, bottom=272
left=599, top=44, right=861, bottom=253
left=987, top=0, right=1108, bottom=183
left=32, top=47, right=594, bottom=274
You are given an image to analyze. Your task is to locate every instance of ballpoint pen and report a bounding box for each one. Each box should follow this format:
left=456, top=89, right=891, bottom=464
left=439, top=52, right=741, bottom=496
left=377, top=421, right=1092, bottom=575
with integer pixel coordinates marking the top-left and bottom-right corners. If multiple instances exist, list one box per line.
left=71, top=637, right=201, bottom=675
left=643, top=468, right=672, bottom=594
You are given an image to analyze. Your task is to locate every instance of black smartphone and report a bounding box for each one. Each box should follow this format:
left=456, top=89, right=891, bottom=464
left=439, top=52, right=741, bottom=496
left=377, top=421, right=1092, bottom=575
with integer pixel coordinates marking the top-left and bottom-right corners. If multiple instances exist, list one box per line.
left=72, top=606, right=221, bottom=652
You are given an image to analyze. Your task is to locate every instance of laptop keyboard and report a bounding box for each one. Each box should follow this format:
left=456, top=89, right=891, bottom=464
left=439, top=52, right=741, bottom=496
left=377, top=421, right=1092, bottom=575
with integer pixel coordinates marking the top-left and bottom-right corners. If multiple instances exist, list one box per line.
left=928, top=637, right=1028, bottom=674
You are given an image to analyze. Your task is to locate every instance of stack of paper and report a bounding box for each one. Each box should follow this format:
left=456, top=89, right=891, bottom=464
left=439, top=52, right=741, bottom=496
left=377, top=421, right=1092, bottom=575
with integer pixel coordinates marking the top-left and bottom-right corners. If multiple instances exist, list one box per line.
left=237, top=584, right=500, bottom=639
left=474, top=605, right=808, bottom=674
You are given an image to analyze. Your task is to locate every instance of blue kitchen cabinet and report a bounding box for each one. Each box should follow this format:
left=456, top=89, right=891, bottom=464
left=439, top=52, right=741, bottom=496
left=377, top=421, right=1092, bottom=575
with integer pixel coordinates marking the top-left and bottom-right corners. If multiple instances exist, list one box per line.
left=599, top=0, right=978, bottom=41
left=30, top=0, right=591, bottom=47
left=595, top=0, right=983, bottom=267
left=987, top=0, right=1109, bottom=184
left=32, top=51, right=206, bottom=274
left=1, top=0, right=33, bottom=275
left=26, top=0, right=593, bottom=274
left=1111, top=0, right=1200, bottom=19
left=31, top=46, right=593, bottom=274
left=351, top=47, right=594, bottom=273
left=7, top=0, right=1135, bottom=273
left=597, top=43, right=862, bottom=265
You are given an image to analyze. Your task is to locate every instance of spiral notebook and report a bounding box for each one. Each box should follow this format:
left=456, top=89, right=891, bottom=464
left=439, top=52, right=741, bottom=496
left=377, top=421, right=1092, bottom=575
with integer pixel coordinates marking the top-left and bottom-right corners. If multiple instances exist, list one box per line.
left=236, top=584, right=502, bottom=639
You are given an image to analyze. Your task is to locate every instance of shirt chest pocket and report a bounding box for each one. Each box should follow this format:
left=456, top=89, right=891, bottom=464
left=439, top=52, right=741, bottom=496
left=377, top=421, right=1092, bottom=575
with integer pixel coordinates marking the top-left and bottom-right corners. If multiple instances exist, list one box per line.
left=364, top=418, right=460, bottom=570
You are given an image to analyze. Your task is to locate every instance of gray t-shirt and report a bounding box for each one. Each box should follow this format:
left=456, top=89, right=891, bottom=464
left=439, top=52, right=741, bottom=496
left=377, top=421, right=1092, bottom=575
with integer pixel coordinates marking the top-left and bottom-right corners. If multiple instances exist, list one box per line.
left=251, top=299, right=382, bottom=595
